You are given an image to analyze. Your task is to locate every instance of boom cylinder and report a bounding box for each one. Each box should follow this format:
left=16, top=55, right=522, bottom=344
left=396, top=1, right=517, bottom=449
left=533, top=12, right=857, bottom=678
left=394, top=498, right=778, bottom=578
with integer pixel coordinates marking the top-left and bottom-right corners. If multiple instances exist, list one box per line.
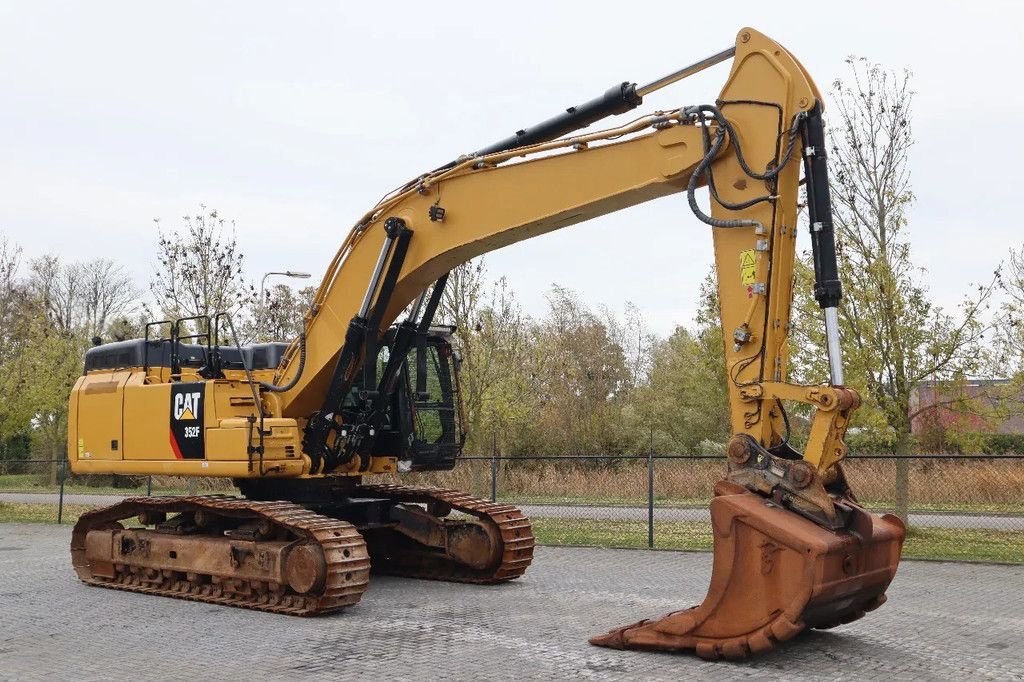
left=358, top=219, right=405, bottom=318
left=455, top=45, right=736, bottom=164
left=473, top=82, right=642, bottom=157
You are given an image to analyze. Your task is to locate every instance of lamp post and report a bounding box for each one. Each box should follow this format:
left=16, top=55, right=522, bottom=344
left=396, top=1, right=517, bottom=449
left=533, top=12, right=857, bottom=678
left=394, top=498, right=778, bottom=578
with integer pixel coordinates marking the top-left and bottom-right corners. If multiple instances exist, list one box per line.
left=259, top=270, right=312, bottom=330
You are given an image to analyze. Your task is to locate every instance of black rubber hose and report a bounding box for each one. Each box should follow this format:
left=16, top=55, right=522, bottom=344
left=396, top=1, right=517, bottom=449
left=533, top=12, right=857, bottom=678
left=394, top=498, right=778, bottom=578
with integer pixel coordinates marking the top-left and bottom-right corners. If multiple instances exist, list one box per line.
left=259, top=334, right=306, bottom=393
left=685, top=104, right=803, bottom=230
left=706, top=104, right=804, bottom=181
left=685, top=106, right=759, bottom=230
left=702, top=119, right=775, bottom=212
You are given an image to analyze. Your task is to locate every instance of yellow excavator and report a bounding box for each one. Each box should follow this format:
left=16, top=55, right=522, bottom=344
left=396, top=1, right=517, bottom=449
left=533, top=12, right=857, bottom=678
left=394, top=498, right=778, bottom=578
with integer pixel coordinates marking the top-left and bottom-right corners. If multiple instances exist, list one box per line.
left=68, top=27, right=904, bottom=660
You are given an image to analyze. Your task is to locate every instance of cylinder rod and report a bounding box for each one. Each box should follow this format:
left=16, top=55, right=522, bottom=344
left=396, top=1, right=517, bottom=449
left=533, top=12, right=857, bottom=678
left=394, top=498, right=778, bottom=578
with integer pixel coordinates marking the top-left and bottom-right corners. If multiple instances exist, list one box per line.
left=445, top=45, right=736, bottom=170
left=358, top=235, right=394, bottom=318
left=824, top=306, right=844, bottom=386
left=635, top=46, right=736, bottom=97
left=408, top=290, right=427, bottom=323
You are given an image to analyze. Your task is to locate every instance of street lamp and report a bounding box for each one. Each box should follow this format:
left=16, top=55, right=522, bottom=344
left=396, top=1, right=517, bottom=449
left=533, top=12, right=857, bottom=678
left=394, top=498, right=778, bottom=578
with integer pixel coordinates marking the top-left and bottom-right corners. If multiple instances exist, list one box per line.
left=259, top=270, right=312, bottom=329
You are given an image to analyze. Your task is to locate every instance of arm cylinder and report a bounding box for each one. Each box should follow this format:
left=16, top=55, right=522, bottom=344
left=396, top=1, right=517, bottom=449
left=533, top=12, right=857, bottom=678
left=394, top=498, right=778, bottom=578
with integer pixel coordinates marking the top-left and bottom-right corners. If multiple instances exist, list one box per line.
left=801, top=101, right=844, bottom=385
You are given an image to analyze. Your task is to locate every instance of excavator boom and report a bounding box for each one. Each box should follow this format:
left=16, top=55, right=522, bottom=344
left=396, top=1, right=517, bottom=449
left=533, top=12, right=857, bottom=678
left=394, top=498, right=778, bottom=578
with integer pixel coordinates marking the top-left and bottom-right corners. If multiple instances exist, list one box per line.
left=66, top=27, right=903, bottom=659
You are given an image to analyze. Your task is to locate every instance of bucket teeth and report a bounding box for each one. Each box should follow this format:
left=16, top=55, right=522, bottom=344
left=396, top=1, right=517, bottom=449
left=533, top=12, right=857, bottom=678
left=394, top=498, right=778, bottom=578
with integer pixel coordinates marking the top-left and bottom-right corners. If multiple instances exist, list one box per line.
left=590, top=484, right=904, bottom=660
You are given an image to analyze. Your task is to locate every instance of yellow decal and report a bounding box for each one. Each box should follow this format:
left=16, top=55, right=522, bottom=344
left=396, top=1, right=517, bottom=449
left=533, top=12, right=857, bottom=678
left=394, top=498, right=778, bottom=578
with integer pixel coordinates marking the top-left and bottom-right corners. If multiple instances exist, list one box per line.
left=77, top=438, right=85, bottom=457
left=740, top=249, right=757, bottom=286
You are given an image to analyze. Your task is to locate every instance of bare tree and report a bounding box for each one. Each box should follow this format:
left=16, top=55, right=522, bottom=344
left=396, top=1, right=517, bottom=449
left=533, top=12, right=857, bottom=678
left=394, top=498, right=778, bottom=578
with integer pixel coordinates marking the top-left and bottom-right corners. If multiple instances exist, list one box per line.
left=27, top=255, right=78, bottom=333
left=149, top=206, right=257, bottom=329
left=0, top=237, right=24, bottom=362
left=245, top=283, right=315, bottom=343
left=26, top=256, right=136, bottom=340
left=80, top=259, right=138, bottom=340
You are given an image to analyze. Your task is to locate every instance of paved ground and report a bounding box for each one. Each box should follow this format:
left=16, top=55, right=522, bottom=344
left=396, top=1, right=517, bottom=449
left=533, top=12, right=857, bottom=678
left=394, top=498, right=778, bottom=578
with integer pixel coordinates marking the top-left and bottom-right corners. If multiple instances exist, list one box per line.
left=3, top=492, right=1022, bottom=531
left=1, top=523, right=1022, bottom=681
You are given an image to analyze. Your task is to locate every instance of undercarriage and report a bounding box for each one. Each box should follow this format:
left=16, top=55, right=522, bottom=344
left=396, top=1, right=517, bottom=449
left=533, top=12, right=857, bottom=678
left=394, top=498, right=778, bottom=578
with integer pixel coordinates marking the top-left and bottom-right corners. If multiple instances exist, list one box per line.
left=71, top=481, right=535, bottom=614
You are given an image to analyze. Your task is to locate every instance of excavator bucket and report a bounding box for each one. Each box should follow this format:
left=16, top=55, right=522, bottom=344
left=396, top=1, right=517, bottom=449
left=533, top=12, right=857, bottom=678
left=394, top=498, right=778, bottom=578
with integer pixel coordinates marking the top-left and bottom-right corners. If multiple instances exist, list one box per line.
left=590, top=481, right=905, bottom=660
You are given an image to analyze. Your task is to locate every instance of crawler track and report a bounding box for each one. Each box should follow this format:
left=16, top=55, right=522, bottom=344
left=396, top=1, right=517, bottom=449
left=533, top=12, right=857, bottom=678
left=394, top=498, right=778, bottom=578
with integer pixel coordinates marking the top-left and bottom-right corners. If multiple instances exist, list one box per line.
left=357, top=483, right=535, bottom=583
left=71, top=495, right=370, bottom=615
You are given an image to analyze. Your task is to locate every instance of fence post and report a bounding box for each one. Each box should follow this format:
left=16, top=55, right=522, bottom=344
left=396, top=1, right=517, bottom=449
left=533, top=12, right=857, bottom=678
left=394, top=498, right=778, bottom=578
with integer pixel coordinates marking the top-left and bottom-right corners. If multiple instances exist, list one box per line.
left=147, top=475, right=152, bottom=496
left=490, top=432, right=498, bottom=503
left=57, top=458, right=66, bottom=525
left=648, top=428, right=654, bottom=549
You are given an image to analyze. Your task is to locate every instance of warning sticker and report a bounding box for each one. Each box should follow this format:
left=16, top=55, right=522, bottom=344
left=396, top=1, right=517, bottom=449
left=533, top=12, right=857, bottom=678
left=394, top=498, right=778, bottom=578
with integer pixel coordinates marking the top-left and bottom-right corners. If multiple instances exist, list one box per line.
left=740, top=249, right=757, bottom=286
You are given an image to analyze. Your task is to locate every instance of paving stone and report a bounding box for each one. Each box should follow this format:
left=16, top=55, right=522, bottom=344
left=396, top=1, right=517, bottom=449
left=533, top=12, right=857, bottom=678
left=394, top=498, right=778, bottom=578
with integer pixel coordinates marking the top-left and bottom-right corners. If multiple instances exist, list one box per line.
left=0, top=523, right=1021, bottom=681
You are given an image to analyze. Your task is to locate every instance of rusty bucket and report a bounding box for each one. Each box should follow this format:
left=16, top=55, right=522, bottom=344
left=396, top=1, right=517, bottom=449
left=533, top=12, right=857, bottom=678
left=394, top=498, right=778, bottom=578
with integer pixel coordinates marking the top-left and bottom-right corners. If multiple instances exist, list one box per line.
left=590, top=481, right=904, bottom=660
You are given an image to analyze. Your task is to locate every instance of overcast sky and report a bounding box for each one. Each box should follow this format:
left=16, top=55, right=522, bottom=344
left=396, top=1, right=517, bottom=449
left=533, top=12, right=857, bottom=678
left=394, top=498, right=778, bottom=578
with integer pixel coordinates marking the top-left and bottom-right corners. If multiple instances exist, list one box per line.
left=1, top=1, right=1020, bottom=336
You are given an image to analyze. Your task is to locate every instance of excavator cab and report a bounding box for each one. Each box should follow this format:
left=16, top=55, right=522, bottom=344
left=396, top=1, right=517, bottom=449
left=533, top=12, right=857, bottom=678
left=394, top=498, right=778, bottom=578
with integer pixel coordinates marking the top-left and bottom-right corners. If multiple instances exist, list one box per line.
left=344, top=325, right=465, bottom=471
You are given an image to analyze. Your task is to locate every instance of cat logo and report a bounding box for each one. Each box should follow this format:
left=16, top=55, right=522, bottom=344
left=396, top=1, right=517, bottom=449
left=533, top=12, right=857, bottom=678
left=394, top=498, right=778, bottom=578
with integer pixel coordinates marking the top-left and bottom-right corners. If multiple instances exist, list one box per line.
left=169, top=383, right=206, bottom=460
left=173, top=391, right=202, bottom=421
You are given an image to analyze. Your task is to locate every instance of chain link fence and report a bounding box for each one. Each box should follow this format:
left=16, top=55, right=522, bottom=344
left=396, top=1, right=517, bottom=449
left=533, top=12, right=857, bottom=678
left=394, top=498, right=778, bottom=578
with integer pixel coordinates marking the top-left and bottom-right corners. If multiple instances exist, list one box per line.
left=380, top=453, right=1024, bottom=564
left=2, top=454, right=1022, bottom=563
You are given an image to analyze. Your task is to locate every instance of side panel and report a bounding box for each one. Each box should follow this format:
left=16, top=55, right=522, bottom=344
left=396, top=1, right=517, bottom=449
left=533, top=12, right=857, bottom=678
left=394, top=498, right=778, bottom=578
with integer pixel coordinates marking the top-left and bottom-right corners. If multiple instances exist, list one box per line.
left=122, top=376, right=176, bottom=461
left=75, top=371, right=130, bottom=461
left=67, top=376, right=83, bottom=469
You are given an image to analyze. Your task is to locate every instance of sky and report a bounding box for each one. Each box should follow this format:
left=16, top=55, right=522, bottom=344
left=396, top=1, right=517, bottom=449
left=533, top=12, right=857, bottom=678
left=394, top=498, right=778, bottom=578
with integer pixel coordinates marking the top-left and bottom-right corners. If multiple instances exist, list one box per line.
left=1, top=1, right=1021, bottom=337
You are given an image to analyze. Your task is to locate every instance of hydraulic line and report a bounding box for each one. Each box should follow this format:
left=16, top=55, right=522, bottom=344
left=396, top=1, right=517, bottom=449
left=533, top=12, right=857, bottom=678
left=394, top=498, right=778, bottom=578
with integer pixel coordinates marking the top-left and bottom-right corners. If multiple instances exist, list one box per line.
left=260, top=334, right=306, bottom=393
left=683, top=104, right=802, bottom=231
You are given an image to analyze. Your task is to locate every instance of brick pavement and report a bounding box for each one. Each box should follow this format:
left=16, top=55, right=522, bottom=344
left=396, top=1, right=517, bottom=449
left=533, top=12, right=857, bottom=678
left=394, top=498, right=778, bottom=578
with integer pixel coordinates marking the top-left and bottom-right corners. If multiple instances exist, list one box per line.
left=1, top=523, right=1021, bottom=681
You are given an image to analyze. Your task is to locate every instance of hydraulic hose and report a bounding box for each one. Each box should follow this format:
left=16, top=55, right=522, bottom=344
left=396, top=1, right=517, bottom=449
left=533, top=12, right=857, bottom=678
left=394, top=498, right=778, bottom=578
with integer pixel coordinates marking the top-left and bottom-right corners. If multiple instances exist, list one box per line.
left=685, top=106, right=762, bottom=231
left=259, top=334, right=306, bottom=393
left=684, top=104, right=803, bottom=230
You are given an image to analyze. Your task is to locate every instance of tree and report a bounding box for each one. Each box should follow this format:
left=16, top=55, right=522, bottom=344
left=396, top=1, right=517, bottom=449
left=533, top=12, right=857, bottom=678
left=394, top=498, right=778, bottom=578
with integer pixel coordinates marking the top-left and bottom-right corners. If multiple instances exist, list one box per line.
left=0, top=237, right=24, bottom=363
left=994, top=247, right=1024, bottom=371
left=27, top=255, right=136, bottom=340
left=791, top=59, right=997, bottom=520
left=149, top=206, right=257, bottom=333
left=79, top=259, right=138, bottom=341
left=632, top=325, right=730, bottom=453
left=0, top=239, right=141, bottom=480
left=0, top=248, right=89, bottom=480
left=0, top=238, right=36, bottom=451
left=528, top=286, right=632, bottom=455
left=246, top=284, right=315, bottom=343
left=19, top=314, right=86, bottom=482
left=635, top=268, right=731, bottom=453
left=437, top=259, right=532, bottom=453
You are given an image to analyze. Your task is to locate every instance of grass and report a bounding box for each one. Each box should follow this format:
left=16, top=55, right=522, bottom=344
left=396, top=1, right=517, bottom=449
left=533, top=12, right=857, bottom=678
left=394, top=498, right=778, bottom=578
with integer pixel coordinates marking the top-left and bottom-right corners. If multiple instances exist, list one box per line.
left=902, top=526, right=1024, bottom=563
left=510, top=494, right=712, bottom=508
left=532, top=518, right=714, bottom=550
left=1, top=501, right=1020, bottom=563
left=511, top=494, right=1024, bottom=515
left=0, top=502, right=93, bottom=524
left=7, top=456, right=1024, bottom=515
left=0, top=473, right=238, bottom=497
left=530, top=516, right=1024, bottom=564
left=858, top=500, right=1024, bottom=515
